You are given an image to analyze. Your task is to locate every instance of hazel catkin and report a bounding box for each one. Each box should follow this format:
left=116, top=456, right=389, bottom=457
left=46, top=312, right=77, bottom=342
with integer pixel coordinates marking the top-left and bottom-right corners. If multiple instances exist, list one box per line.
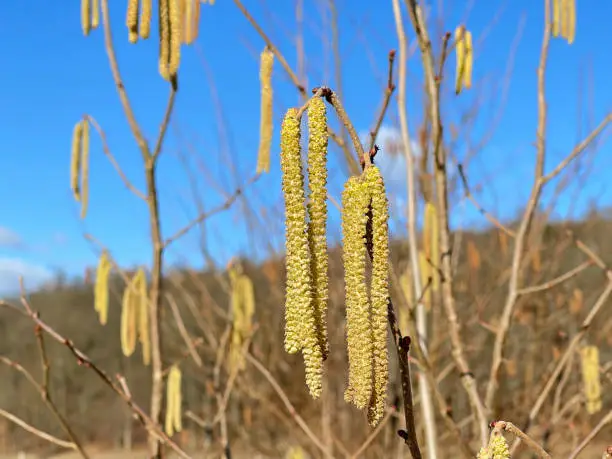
left=342, top=176, right=372, bottom=409
left=364, top=165, right=390, bottom=426
left=306, top=96, right=329, bottom=360
left=165, top=365, right=183, bottom=436
left=94, top=251, right=111, bottom=325
left=126, top=0, right=139, bottom=43
left=257, top=48, right=274, bottom=174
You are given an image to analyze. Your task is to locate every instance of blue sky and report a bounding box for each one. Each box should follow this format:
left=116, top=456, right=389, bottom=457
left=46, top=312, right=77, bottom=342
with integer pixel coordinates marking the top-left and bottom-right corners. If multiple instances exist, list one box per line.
left=0, top=0, right=610, bottom=294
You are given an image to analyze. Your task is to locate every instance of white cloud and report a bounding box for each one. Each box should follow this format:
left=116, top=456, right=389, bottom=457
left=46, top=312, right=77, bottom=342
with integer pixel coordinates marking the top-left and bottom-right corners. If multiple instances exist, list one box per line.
left=0, top=227, right=23, bottom=249
left=0, top=258, right=53, bottom=296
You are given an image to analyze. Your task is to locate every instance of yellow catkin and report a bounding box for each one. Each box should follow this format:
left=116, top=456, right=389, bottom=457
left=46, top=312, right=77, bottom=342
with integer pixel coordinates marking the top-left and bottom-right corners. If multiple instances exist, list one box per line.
left=454, top=26, right=466, bottom=94
left=364, top=166, right=390, bottom=426
left=342, top=176, right=372, bottom=409
left=81, top=0, right=91, bottom=36
left=70, top=121, right=83, bottom=203
left=424, top=201, right=439, bottom=291
left=168, top=0, right=181, bottom=78
left=79, top=118, right=90, bottom=220
left=229, top=265, right=255, bottom=372
left=569, top=288, right=583, bottom=315
left=257, top=48, right=274, bottom=174
left=561, top=0, right=570, bottom=40
left=135, top=268, right=150, bottom=366
left=567, top=0, right=575, bottom=44
left=120, top=273, right=138, bottom=357
left=477, top=432, right=510, bottom=459
left=181, top=0, right=200, bottom=44
left=552, top=0, right=560, bottom=37
left=280, top=109, right=312, bottom=354
left=580, top=345, right=602, bottom=414
left=91, top=0, right=100, bottom=29
left=126, top=0, right=139, bottom=43
left=286, top=446, right=306, bottom=459
left=307, top=96, right=329, bottom=360
left=159, top=0, right=171, bottom=79
left=165, top=365, right=183, bottom=436
left=94, top=251, right=111, bottom=325
left=463, top=30, right=473, bottom=90
left=139, top=0, right=152, bottom=38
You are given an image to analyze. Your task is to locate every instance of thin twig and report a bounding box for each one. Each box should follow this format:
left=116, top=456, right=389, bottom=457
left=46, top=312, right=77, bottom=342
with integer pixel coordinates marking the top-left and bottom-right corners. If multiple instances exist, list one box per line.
left=349, top=409, right=393, bottom=459
left=0, top=408, right=76, bottom=450
left=490, top=421, right=550, bottom=458
left=517, top=260, right=592, bottom=295
left=368, top=50, right=397, bottom=152
left=568, top=410, right=612, bottom=459
left=86, top=116, right=147, bottom=200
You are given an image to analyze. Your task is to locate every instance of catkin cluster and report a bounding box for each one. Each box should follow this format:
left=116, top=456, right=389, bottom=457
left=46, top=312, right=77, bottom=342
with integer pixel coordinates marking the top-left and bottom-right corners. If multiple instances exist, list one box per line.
left=280, top=97, right=330, bottom=399
left=454, top=25, right=473, bottom=95
left=257, top=48, right=275, bottom=174
left=229, top=263, right=255, bottom=373
left=81, top=0, right=100, bottom=36
left=552, top=0, right=576, bottom=44
left=70, top=118, right=90, bottom=219
left=121, top=268, right=151, bottom=366
left=94, top=251, right=112, bottom=325
left=341, top=166, right=390, bottom=425
left=165, top=365, right=183, bottom=436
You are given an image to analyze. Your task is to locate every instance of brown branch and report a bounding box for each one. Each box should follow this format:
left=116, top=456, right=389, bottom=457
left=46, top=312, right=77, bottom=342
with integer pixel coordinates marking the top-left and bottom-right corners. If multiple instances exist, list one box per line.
left=403, top=0, right=489, bottom=445
left=86, top=116, right=147, bottom=200
left=164, top=173, right=261, bottom=247
left=568, top=410, right=612, bottom=459
left=0, top=294, right=191, bottom=459
left=489, top=421, right=550, bottom=458
left=457, top=163, right=515, bottom=237
left=485, top=0, right=553, bottom=412
left=166, top=293, right=203, bottom=367
left=245, top=352, right=334, bottom=459
left=0, top=408, right=76, bottom=450
left=152, top=88, right=178, bottom=161
left=367, top=50, right=397, bottom=152
left=517, top=260, right=592, bottom=295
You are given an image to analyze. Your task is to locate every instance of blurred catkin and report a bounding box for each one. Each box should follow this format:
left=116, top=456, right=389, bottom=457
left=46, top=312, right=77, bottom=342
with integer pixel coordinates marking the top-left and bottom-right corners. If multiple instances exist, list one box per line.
left=81, top=0, right=91, bottom=36
left=91, top=0, right=100, bottom=29
left=280, top=108, right=311, bottom=355
left=342, top=176, right=372, bottom=409
left=70, top=121, right=84, bottom=203
left=135, top=268, right=150, bottom=366
left=94, top=251, right=111, bottom=325
left=229, top=264, right=255, bottom=372
left=454, top=26, right=473, bottom=94
left=552, top=0, right=560, bottom=36
left=364, top=165, right=390, bottom=426
left=424, top=201, right=439, bottom=291
left=180, top=0, right=200, bottom=44
left=257, top=48, right=274, bottom=174
left=554, top=0, right=576, bottom=44
left=580, top=345, right=602, bottom=414
left=79, top=118, right=90, bottom=219
left=126, top=0, right=139, bottom=43
left=120, top=272, right=138, bottom=357
left=139, top=0, right=152, bottom=39
left=165, top=365, right=183, bottom=436
left=306, top=96, right=329, bottom=360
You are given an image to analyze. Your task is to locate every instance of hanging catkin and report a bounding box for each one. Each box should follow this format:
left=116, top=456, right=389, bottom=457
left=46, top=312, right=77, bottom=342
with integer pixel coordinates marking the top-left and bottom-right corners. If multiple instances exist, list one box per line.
left=139, top=0, right=152, bottom=38
left=70, top=121, right=84, bottom=203
left=135, top=268, right=151, bottom=366
left=229, top=264, right=255, bottom=372
left=81, top=0, right=92, bottom=36
left=94, top=251, right=111, bottom=325
left=126, top=0, right=139, bottom=43
left=580, top=345, right=602, bottom=414
left=80, top=119, right=90, bottom=220
left=120, top=272, right=138, bottom=357
left=165, top=365, right=183, bottom=436
left=91, top=0, right=100, bottom=29
left=454, top=26, right=473, bottom=94
left=159, top=0, right=181, bottom=80
left=180, top=0, right=200, bottom=44
left=364, top=165, right=390, bottom=426
left=342, top=176, right=372, bottom=410
left=280, top=108, right=312, bottom=355
left=257, top=48, right=274, bottom=174
left=306, top=96, right=329, bottom=360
